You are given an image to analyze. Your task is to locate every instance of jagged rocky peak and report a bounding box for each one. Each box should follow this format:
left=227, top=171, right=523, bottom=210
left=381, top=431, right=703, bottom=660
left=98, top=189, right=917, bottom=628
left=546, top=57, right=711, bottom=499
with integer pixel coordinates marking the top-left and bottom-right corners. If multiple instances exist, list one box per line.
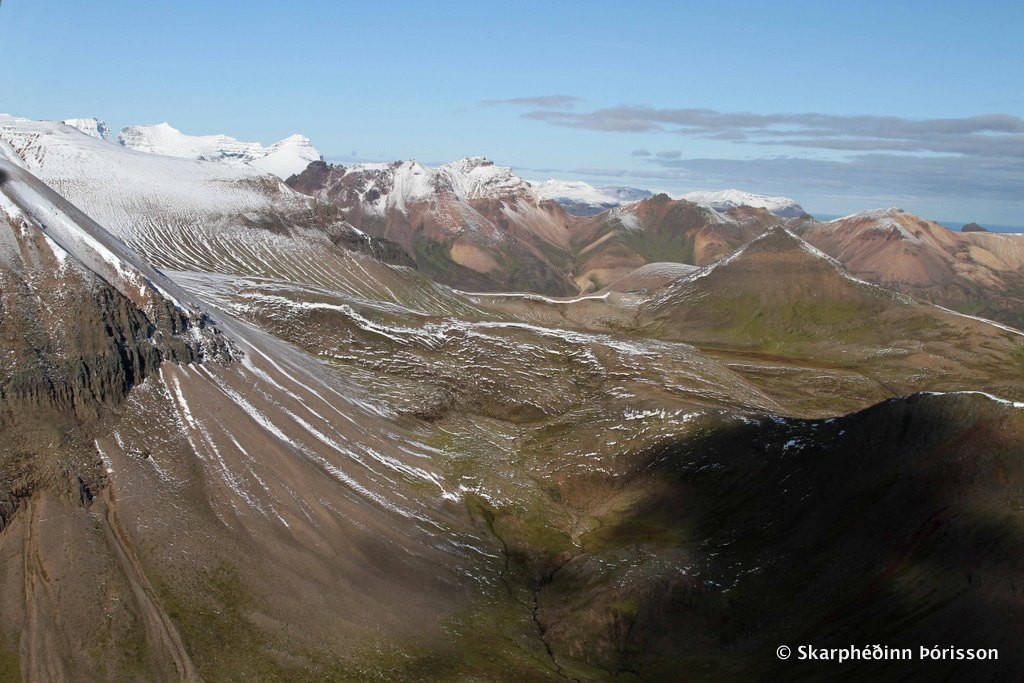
left=285, top=154, right=578, bottom=293
left=442, top=155, right=494, bottom=172
left=62, top=117, right=114, bottom=142
left=294, top=155, right=539, bottom=205
left=434, top=156, right=533, bottom=199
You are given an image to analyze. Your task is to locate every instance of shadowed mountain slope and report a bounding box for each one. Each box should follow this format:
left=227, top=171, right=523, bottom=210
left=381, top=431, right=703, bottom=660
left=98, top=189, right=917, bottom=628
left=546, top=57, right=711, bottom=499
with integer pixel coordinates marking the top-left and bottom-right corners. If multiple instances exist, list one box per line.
left=510, top=391, right=1024, bottom=679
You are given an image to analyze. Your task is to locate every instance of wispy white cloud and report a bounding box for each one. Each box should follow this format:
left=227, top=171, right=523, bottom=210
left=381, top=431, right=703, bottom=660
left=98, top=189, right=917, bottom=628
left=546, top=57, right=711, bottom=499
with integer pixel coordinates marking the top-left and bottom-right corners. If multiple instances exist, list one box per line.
left=479, top=95, right=582, bottom=109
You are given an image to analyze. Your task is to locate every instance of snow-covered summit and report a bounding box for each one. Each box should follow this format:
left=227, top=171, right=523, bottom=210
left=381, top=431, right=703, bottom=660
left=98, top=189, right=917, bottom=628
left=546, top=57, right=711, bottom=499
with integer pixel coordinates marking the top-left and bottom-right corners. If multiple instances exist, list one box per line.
left=680, top=189, right=806, bottom=218
left=118, top=122, right=322, bottom=179
left=435, top=156, right=533, bottom=199
left=827, top=207, right=906, bottom=223
left=62, top=117, right=115, bottom=142
left=251, top=134, right=321, bottom=179
left=531, top=179, right=652, bottom=216
left=337, top=156, right=536, bottom=208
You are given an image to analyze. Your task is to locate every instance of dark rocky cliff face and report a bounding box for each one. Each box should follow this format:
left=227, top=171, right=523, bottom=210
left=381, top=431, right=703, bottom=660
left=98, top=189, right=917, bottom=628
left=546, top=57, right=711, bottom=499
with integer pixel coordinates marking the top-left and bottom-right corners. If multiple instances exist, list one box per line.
left=0, top=280, right=225, bottom=427
left=323, top=219, right=416, bottom=267
left=0, top=236, right=227, bottom=428
left=961, top=222, right=989, bottom=232
left=0, top=210, right=231, bottom=535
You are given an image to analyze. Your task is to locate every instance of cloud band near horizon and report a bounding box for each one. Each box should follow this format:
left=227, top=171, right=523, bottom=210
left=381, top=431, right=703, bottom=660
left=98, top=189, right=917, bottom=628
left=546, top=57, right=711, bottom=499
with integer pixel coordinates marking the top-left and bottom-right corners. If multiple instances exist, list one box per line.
left=520, top=106, right=1024, bottom=158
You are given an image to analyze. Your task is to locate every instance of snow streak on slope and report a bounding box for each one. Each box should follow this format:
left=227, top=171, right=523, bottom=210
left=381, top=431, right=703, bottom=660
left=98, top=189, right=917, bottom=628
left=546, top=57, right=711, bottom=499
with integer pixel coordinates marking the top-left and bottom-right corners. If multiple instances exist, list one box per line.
left=116, top=300, right=505, bottom=578
left=174, top=269, right=786, bottom=421
left=1, top=141, right=489, bottom=563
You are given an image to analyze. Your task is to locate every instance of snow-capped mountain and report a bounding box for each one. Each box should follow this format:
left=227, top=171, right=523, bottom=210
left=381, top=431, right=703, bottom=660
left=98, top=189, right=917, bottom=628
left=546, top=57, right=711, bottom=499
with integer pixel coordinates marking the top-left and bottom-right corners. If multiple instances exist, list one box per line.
left=287, top=156, right=578, bottom=293
left=680, top=189, right=807, bottom=218
left=533, top=181, right=800, bottom=219
left=251, top=133, right=322, bottom=179
left=62, top=117, right=115, bottom=142
left=325, top=156, right=536, bottom=208
left=532, top=179, right=653, bottom=216
left=118, top=122, right=322, bottom=179
left=435, top=156, right=535, bottom=199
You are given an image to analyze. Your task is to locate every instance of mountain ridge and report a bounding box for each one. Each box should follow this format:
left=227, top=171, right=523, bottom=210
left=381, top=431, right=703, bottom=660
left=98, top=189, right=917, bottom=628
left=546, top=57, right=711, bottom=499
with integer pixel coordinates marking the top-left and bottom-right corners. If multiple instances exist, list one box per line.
left=54, top=116, right=323, bottom=179
left=680, top=188, right=807, bottom=218
left=799, top=207, right=1024, bottom=328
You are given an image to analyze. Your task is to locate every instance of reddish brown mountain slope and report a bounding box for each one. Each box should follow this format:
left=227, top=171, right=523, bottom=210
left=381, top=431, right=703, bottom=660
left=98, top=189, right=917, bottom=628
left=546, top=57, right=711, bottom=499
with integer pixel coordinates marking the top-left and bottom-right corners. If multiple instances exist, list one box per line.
left=800, top=208, right=1024, bottom=328
left=569, top=194, right=782, bottom=291
left=288, top=158, right=577, bottom=294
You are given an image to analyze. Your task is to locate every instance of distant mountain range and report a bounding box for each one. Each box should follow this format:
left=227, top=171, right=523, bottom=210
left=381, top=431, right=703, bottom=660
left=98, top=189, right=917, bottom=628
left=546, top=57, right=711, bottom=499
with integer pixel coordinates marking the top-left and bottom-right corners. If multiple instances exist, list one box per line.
left=530, top=179, right=653, bottom=216
left=279, top=148, right=1024, bottom=329
left=678, top=188, right=807, bottom=218
left=60, top=116, right=322, bottom=179
left=530, top=178, right=806, bottom=219
left=815, top=213, right=1024, bottom=234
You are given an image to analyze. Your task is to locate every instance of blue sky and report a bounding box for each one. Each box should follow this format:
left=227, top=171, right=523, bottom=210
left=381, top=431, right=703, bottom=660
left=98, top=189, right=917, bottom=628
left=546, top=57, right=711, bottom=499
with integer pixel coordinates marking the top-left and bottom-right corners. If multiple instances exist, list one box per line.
left=1, top=0, right=1022, bottom=225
